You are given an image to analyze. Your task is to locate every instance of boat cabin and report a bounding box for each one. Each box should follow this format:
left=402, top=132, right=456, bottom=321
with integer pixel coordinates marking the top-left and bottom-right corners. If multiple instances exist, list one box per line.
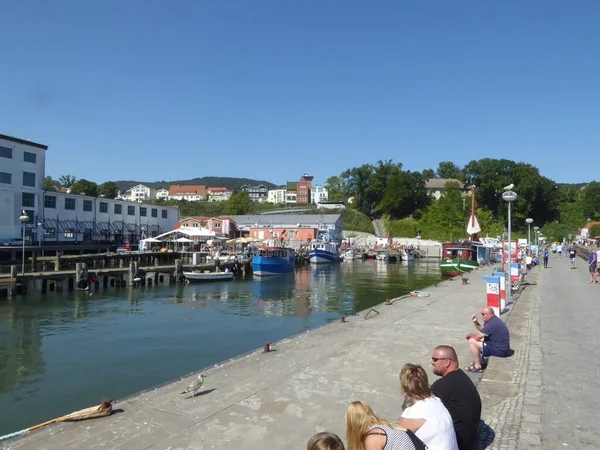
left=442, top=242, right=477, bottom=261
left=254, top=247, right=295, bottom=259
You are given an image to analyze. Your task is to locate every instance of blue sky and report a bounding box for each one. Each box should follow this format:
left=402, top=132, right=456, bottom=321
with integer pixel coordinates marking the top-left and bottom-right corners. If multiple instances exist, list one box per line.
left=1, top=1, right=598, bottom=185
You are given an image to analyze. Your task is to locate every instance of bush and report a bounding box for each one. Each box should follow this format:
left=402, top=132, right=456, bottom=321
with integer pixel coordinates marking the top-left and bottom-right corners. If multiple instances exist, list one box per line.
left=340, top=209, right=374, bottom=233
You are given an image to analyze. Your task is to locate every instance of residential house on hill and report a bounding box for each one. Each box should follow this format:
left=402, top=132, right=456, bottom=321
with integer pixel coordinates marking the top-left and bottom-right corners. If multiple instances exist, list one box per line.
left=285, top=182, right=297, bottom=204
left=156, top=189, right=169, bottom=200
left=296, top=173, right=313, bottom=204
left=241, top=184, right=268, bottom=202
left=268, top=188, right=286, bottom=204
left=117, top=184, right=155, bottom=202
left=207, top=187, right=232, bottom=202
left=311, top=185, right=328, bottom=204
left=168, top=185, right=206, bottom=201
left=425, top=178, right=464, bottom=200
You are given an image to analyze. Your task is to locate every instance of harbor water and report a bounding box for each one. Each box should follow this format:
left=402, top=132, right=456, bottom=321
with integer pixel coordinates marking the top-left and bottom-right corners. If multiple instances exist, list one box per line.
left=0, top=260, right=441, bottom=436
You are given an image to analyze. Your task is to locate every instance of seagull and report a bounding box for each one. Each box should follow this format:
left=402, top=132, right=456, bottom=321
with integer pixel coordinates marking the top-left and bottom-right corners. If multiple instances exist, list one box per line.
left=181, top=374, right=206, bottom=396
left=503, top=183, right=514, bottom=190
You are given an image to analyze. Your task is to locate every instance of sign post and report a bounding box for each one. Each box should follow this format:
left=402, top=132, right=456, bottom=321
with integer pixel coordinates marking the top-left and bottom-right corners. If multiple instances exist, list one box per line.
left=493, top=271, right=506, bottom=312
left=483, top=275, right=501, bottom=316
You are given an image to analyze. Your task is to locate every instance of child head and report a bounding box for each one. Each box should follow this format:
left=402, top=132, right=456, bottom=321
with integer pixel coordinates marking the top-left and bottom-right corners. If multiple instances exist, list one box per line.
left=307, top=431, right=345, bottom=450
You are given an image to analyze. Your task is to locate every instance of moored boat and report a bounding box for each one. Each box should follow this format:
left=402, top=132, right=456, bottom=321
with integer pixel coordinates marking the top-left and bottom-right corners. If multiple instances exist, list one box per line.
left=184, top=271, right=234, bottom=282
left=440, top=242, right=480, bottom=276
left=252, top=246, right=296, bottom=276
left=309, top=240, right=341, bottom=264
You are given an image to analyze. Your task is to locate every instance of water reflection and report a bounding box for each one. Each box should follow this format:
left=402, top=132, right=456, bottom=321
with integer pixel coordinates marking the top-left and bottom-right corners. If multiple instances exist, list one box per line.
left=0, top=260, right=442, bottom=436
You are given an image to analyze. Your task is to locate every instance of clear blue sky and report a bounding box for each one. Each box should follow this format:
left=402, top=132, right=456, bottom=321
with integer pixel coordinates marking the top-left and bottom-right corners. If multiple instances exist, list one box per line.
left=1, top=1, right=598, bottom=185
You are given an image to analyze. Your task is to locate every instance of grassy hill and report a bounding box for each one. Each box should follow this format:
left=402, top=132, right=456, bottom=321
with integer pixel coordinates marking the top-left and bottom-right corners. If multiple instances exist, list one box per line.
left=114, top=177, right=280, bottom=192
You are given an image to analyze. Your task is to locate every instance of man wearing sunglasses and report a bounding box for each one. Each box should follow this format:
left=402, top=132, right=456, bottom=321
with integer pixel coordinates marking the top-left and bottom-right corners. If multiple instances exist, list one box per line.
left=465, top=307, right=510, bottom=373
left=431, top=345, right=482, bottom=450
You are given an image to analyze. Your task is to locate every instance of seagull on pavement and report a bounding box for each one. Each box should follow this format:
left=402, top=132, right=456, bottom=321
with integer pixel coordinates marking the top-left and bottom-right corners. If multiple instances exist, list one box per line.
left=181, top=374, right=206, bottom=396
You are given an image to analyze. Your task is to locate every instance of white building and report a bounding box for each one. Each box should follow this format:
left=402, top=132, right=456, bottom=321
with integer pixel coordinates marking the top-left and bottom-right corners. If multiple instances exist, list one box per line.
left=206, top=187, right=233, bottom=202
left=425, top=178, right=465, bottom=200
left=168, top=185, right=206, bottom=201
left=0, top=134, right=47, bottom=240
left=317, top=201, right=345, bottom=210
left=0, top=132, right=180, bottom=242
left=311, top=185, right=328, bottom=204
left=268, top=189, right=286, bottom=204
left=117, top=184, right=155, bottom=202
left=41, top=192, right=179, bottom=243
left=156, top=189, right=169, bottom=200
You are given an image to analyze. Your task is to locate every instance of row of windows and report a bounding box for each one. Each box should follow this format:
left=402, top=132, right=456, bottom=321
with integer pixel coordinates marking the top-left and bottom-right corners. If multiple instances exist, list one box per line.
left=0, top=171, right=36, bottom=187
left=43, top=195, right=168, bottom=218
left=0, top=146, right=37, bottom=163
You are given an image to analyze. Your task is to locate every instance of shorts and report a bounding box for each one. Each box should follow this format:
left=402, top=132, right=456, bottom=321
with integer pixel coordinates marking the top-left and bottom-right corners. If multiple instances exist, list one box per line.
left=571, top=257, right=576, bottom=263
left=483, top=343, right=509, bottom=358
left=590, top=263, right=597, bottom=273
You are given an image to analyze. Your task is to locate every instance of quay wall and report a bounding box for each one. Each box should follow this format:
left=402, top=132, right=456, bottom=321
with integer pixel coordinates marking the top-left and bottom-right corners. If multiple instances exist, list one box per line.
left=9, top=266, right=500, bottom=450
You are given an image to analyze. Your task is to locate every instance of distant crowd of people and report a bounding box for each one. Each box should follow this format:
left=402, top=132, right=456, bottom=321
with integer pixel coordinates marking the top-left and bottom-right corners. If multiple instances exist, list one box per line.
left=306, top=308, right=511, bottom=450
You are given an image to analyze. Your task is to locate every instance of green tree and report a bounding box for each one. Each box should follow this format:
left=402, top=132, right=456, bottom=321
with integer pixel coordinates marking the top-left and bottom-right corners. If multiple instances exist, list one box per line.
left=436, top=161, right=463, bottom=180
left=581, top=182, right=600, bottom=220
left=422, top=168, right=435, bottom=180
left=558, top=202, right=586, bottom=232
left=70, top=179, right=98, bottom=197
left=324, top=176, right=347, bottom=202
left=227, top=192, right=251, bottom=215
left=43, top=176, right=60, bottom=191
left=98, top=182, right=119, bottom=199
left=58, top=174, right=77, bottom=187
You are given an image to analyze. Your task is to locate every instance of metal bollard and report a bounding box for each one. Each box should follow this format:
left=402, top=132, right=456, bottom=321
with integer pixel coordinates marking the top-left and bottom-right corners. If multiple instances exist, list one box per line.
left=341, top=316, right=347, bottom=323
left=385, top=299, right=392, bottom=305
left=263, top=342, right=271, bottom=353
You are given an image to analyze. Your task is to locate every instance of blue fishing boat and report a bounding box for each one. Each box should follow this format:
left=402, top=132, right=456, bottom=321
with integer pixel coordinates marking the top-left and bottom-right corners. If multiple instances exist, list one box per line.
left=309, top=240, right=341, bottom=264
left=252, top=245, right=296, bottom=276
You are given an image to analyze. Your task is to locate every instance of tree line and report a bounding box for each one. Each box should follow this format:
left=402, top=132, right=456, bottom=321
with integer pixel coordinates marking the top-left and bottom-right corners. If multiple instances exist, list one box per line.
left=325, top=159, right=596, bottom=242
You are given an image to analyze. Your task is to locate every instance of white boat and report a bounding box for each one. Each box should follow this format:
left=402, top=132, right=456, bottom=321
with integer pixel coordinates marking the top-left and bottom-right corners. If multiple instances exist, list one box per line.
left=184, top=271, right=234, bottom=282
left=401, top=248, right=415, bottom=261
left=341, top=249, right=356, bottom=261
left=376, top=251, right=388, bottom=261
left=309, top=240, right=341, bottom=264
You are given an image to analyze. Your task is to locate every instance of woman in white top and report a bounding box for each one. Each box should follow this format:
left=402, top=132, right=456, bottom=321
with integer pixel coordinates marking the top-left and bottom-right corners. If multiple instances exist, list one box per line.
left=397, top=363, right=458, bottom=450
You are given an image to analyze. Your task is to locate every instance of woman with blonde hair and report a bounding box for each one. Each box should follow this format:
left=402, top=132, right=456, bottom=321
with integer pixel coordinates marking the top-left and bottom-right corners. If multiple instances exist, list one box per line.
left=398, top=364, right=458, bottom=450
left=345, top=400, right=425, bottom=450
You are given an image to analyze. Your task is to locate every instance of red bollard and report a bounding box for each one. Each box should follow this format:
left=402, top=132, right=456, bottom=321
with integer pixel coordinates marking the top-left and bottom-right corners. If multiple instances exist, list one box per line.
left=263, top=342, right=271, bottom=353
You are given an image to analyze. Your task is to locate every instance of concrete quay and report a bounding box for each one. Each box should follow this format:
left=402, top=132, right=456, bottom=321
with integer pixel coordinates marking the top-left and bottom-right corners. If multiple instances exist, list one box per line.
left=3, top=255, right=586, bottom=450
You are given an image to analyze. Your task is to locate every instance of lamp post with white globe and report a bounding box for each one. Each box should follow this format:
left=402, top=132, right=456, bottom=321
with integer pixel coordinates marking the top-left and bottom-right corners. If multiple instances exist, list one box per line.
left=19, top=210, right=30, bottom=274
left=533, top=226, right=539, bottom=247
left=525, top=218, right=533, bottom=253
left=502, top=189, right=517, bottom=304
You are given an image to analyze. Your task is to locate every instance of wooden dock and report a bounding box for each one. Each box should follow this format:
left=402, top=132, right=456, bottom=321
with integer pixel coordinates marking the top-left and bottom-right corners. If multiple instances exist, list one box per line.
left=0, top=251, right=252, bottom=297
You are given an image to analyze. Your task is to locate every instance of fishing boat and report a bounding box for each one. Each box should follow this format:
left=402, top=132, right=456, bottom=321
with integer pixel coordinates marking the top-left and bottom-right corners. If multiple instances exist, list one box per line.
left=440, top=185, right=482, bottom=277
left=252, top=245, right=296, bottom=276
left=184, top=271, right=234, bottom=282
left=309, top=239, right=341, bottom=264
left=440, top=242, right=480, bottom=276
left=341, top=249, right=356, bottom=261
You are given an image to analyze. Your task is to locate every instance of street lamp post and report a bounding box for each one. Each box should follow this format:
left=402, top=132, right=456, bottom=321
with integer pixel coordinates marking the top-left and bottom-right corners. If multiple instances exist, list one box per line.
left=19, top=210, right=30, bottom=274
left=533, top=226, right=539, bottom=247
left=526, top=218, right=533, bottom=253
left=502, top=189, right=517, bottom=304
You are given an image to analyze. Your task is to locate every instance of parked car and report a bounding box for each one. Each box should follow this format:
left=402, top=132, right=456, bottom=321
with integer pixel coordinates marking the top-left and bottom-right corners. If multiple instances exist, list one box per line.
left=1, top=238, right=24, bottom=246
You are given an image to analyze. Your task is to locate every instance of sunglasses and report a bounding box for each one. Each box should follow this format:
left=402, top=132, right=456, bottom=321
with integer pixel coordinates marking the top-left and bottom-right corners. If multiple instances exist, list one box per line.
left=431, top=357, right=454, bottom=362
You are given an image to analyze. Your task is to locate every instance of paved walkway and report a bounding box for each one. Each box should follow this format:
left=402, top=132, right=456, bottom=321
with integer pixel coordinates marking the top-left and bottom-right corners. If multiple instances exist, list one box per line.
left=6, top=268, right=494, bottom=450
left=478, top=252, right=600, bottom=449
left=6, top=253, right=598, bottom=450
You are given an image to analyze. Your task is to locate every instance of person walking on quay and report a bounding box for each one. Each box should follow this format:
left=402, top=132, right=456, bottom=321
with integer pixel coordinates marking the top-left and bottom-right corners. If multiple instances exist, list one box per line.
left=569, top=247, right=577, bottom=269
left=465, top=307, right=510, bottom=373
left=543, top=246, right=549, bottom=269
left=430, top=346, right=482, bottom=450
left=588, top=251, right=597, bottom=284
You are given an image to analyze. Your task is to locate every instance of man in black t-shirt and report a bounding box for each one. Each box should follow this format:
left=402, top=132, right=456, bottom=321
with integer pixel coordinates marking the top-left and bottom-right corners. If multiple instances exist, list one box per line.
left=431, top=345, right=482, bottom=450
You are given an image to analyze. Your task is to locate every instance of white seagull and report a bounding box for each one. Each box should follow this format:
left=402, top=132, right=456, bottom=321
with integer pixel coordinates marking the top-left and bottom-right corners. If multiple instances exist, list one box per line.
left=181, top=374, right=206, bottom=396
left=503, top=183, right=514, bottom=190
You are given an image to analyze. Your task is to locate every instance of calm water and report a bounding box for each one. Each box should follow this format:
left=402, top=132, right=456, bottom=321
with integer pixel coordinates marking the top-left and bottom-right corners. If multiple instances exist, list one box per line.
left=0, top=260, right=441, bottom=435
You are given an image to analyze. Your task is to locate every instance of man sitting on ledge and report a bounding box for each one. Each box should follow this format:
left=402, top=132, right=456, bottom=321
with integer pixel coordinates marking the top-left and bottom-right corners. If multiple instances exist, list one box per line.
left=465, top=307, right=510, bottom=373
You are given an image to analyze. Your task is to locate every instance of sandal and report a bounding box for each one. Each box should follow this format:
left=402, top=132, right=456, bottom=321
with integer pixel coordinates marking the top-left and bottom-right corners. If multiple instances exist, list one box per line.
left=466, top=365, right=485, bottom=373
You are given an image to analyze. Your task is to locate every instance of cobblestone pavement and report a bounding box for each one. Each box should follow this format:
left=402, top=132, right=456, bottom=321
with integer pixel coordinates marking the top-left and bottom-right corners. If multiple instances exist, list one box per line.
left=478, top=253, right=600, bottom=449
